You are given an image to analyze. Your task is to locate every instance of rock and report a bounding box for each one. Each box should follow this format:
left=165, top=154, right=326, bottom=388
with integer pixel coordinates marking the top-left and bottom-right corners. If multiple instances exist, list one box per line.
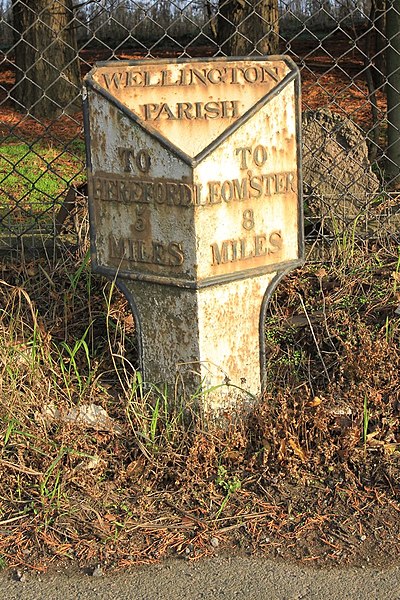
left=92, top=564, right=103, bottom=577
left=302, top=109, right=380, bottom=233
left=40, top=403, right=123, bottom=435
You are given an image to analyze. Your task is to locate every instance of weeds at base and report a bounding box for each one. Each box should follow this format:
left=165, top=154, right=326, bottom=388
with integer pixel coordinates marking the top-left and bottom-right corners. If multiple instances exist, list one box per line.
left=0, top=240, right=399, bottom=571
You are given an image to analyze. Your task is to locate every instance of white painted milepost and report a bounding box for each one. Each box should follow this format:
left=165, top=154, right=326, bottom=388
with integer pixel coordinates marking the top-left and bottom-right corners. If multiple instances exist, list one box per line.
left=83, top=57, right=304, bottom=411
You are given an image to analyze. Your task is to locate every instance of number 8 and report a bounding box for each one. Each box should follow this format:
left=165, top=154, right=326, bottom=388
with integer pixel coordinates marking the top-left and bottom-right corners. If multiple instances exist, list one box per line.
left=242, top=209, right=255, bottom=230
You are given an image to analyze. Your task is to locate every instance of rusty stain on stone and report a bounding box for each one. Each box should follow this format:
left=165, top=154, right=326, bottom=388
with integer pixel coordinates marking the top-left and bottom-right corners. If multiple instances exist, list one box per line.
left=83, top=57, right=304, bottom=411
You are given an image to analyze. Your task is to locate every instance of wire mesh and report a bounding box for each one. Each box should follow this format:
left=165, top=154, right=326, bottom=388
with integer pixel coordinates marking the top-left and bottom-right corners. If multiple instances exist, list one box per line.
left=0, top=0, right=399, bottom=252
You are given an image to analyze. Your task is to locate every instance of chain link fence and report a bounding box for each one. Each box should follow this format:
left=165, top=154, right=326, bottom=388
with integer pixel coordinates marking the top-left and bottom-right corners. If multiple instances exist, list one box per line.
left=0, top=0, right=399, bottom=254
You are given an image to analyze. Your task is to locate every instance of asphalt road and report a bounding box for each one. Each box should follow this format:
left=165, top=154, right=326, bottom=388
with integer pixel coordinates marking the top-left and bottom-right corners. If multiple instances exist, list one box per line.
left=1, top=557, right=400, bottom=599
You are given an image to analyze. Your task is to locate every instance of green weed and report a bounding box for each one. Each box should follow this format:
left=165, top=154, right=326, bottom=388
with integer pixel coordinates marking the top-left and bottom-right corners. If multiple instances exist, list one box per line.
left=363, top=395, right=370, bottom=453
left=39, top=448, right=66, bottom=505
left=57, top=324, right=93, bottom=402
left=393, top=246, right=400, bottom=293
left=215, top=465, right=241, bottom=519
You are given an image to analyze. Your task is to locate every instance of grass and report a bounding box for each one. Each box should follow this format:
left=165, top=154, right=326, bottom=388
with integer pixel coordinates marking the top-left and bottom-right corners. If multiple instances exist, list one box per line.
left=0, top=236, right=400, bottom=570
left=363, top=395, right=370, bottom=453
left=0, top=139, right=85, bottom=231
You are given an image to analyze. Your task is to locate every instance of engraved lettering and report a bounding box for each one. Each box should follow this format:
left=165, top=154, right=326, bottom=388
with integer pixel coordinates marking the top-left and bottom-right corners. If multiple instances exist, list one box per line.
left=205, top=171, right=296, bottom=204
left=241, top=67, right=259, bottom=83
left=261, top=65, right=280, bottom=82
left=269, top=230, right=283, bottom=253
left=233, top=177, right=250, bottom=201
left=221, top=180, right=234, bottom=202
left=118, top=147, right=151, bottom=173
left=208, top=68, right=224, bottom=84
left=253, top=144, right=268, bottom=167
left=210, top=230, right=283, bottom=266
left=254, top=234, right=268, bottom=256
left=107, top=180, right=118, bottom=202
left=141, top=100, right=240, bottom=121
left=90, top=59, right=299, bottom=283
left=166, top=182, right=178, bottom=205
left=208, top=181, right=222, bottom=205
left=101, top=64, right=285, bottom=90
left=109, top=235, right=126, bottom=258
left=136, top=149, right=151, bottom=172
left=211, top=241, right=230, bottom=265
left=287, top=172, right=297, bottom=193
left=155, top=181, right=167, bottom=204
left=236, top=144, right=268, bottom=169
left=136, top=240, right=146, bottom=261
left=90, top=170, right=295, bottom=210
left=160, top=69, right=169, bottom=86
left=203, top=101, right=222, bottom=119
left=193, top=183, right=204, bottom=205
left=276, top=173, right=287, bottom=193
left=191, top=68, right=208, bottom=85
left=143, top=103, right=158, bottom=120
left=177, top=102, right=193, bottom=119
left=180, top=184, right=193, bottom=206
left=109, top=234, right=185, bottom=267
left=168, top=242, right=185, bottom=266
left=231, top=240, right=238, bottom=261
left=242, top=209, right=255, bottom=230
left=126, top=70, right=143, bottom=87
left=119, top=147, right=132, bottom=172
left=155, top=103, right=177, bottom=120
left=152, top=242, right=166, bottom=264
left=103, top=72, right=123, bottom=89
left=221, top=100, right=239, bottom=118
left=134, top=205, right=147, bottom=232
left=91, top=174, right=194, bottom=207
left=262, top=174, right=273, bottom=195
left=240, top=238, right=254, bottom=259
left=142, top=181, right=154, bottom=204
left=249, top=173, right=263, bottom=197
left=119, top=180, right=129, bottom=202
left=236, top=147, right=252, bottom=169
left=92, top=176, right=102, bottom=199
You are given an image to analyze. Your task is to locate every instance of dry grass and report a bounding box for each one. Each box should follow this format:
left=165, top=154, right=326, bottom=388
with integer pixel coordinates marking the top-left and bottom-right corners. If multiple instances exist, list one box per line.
left=0, top=236, right=400, bottom=572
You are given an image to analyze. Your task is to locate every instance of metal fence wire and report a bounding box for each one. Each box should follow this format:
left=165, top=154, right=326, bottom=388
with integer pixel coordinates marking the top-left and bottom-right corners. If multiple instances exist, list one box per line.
left=1, top=0, right=400, bottom=252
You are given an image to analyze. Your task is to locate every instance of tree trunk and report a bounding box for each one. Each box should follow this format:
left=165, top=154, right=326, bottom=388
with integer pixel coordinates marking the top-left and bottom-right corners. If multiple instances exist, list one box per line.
left=365, top=0, right=386, bottom=162
left=12, top=0, right=81, bottom=118
left=369, top=0, right=386, bottom=90
left=386, top=0, right=400, bottom=186
left=217, top=0, right=279, bottom=56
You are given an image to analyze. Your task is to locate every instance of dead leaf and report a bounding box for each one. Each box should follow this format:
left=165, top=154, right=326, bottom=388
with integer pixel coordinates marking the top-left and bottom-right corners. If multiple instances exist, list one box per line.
left=277, top=439, right=286, bottom=462
left=289, top=438, right=307, bottom=462
left=306, top=396, right=322, bottom=408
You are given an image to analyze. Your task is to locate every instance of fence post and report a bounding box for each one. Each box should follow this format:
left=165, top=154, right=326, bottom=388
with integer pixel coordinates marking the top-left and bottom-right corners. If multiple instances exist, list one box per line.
left=386, top=0, right=400, bottom=187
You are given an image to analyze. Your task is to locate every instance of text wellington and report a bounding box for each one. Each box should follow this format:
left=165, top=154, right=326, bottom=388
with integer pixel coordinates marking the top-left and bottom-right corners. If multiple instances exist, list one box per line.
left=102, top=64, right=285, bottom=91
